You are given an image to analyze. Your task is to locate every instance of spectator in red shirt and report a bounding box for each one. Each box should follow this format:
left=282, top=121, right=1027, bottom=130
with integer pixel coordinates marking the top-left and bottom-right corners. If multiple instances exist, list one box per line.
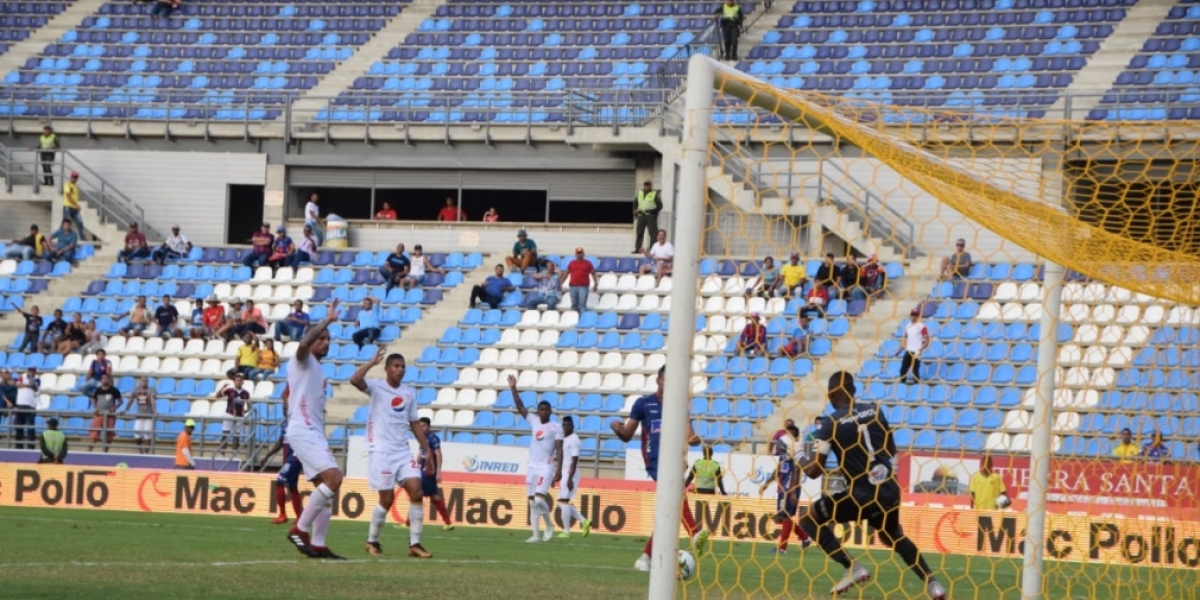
left=201, top=295, right=225, bottom=338
left=375, top=202, right=397, bottom=220
left=117, top=223, right=150, bottom=263
left=801, top=284, right=828, bottom=318
left=564, top=247, right=598, bottom=312
left=482, top=207, right=499, bottom=222
left=437, top=196, right=465, bottom=222
left=243, top=222, right=274, bottom=268
left=736, top=313, right=767, bottom=356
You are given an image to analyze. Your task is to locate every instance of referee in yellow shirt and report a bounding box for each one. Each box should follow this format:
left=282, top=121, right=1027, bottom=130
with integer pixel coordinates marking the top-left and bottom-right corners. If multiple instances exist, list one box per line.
left=969, top=455, right=1006, bottom=510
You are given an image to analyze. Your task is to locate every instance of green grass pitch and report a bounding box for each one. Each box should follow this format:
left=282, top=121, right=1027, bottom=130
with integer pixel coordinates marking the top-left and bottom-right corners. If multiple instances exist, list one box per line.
left=0, top=506, right=1192, bottom=600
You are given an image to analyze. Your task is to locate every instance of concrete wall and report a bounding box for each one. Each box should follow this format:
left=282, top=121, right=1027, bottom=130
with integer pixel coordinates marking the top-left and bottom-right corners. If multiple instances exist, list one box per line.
left=65, top=150, right=268, bottom=246
left=301, top=220, right=637, bottom=258
left=0, top=201, right=52, bottom=241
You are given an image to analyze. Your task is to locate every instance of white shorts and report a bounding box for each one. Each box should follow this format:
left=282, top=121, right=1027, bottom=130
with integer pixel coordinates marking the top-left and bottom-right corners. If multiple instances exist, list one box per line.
left=526, top=466, right=553, bottom=497
left=557, top=473, right=582, bottom=502
left=288, top=431, right=339, bottom=481
left=221, top=416, right=244, bottom=435
left=134, top=418, right=154, bottom=440
left=368, top=450, right=422, bottom=492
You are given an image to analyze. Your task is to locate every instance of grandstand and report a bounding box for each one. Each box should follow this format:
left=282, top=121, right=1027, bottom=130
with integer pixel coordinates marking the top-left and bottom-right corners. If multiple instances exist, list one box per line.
left=0, top=1, right=1198, bottom=598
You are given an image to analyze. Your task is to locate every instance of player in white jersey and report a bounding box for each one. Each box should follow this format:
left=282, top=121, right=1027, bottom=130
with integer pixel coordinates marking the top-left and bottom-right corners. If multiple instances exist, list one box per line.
left=555, top=415, right=590, bottom=538
left=284, top=299, right=344, bottom=559
left=507, top=374, right=563, bottom=543
left=350, top=348, right=434, bottom=559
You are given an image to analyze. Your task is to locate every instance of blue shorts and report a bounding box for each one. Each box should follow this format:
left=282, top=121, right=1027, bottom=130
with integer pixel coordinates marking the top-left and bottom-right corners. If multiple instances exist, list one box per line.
left=421, top=474, right=441, bottom=497
left=776, top=489, right=800, bottom=518
left=646, top=464, right=658, bottom=481
left=277, top=451, right=301, bottom=490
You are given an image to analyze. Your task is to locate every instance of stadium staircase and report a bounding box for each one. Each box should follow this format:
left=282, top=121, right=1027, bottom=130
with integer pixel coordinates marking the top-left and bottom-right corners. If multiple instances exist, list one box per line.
left=1052, top=0, right=1178, bottom=114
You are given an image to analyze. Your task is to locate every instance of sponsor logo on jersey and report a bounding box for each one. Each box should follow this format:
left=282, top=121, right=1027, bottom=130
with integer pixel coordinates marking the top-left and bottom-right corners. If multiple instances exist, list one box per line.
left=390, top=396, right=406, bottom=413
left=534, top=428, right=546, bottom=441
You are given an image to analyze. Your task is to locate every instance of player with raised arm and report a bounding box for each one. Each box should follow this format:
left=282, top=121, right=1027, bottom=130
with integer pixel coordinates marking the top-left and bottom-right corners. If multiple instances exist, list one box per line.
left=555, top=415, right=590, bottom=538
left=758, top=423, right=812, bottom=555
left=284, top=298, right=345, bottom=559
left=796, top=372, right=948, bottom=599
left=352, top=348, right=434, bottom=558
left=506, top=374, right=562, bottom=543
left=611, top=365, right=710, bottom=572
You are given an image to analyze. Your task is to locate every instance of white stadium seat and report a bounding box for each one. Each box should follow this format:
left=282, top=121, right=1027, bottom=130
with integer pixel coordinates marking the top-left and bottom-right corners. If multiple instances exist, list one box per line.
left=1017, top=283, right=1042, bottom=302
left=294, top=268, right=314, bottom=284
left=476, top=390, right=497, bottom=407
left=251, top=267, right=273, bottom=283
left=432, top=409, right=455, bottom=426
left=600, top=352, right=622, bottom=370
left=557, top=311, right=578, bottom=329
left=596, top=293, right=618, bottom=311
left=188, top=400, right=211, bottom=416
left=634, top=275, right=656, bottom=293
left=519, top=310, right=540, bottom=327
left=600, top=372, right=624, bottom=392
left=622, top=353, right=645, bottom=370
left=622, top=373, right=646, bottom=393
left=536, top=371, right=558, bottom=389
left=556, top=371, right=581, bottom=391
left=579, top=372, right=602, bottom=390
left=453, top=410, right=475, bottom=427
left=517, top=329, right=539, bottom=347
left=158, top=357, right=181, bottom=375
left=435, top=388, right=457, bottom=406
left=577, top=351, right=600, bottom=370
left=418, top=408, right=434, bottom=422
left=61, top=354, right=84, bottom=373
left=232, top=284, right=253, bottom=299
left=616, top=275, right=637, bottom=292
left=478, top=348, right=500, bottom=366
left=516, top=370, right=538, bottom=388
left=536, top=350, right=558, bottom=368
left=273, top=267, right=295, bottom=282
left=253, top=284, right=274, bottom=301
left=655, top=278, right=672, bottom=293
left=476, top=368, right=499, bottom=386
left=456, top=389, right=477, bottom=407
left=1003, top=410, right=1031, bottom=431
left=497, top=329, right=522, bottom=347
left=993, top=282, right=1018, bottom=302
left=597, top=274, right=618, bottom=293
left=616, top=294, right=638, bottom=311
left=976, top=302, right=1001, bottom=321
left=556, top=350, right=579, bottom=369
left=536, top=330, right=558, bottom=348
left=724, top=296, right=747, bottom=315
left=457, top=368, right=479, bottom=386
left=539, top=311, right=560, bottom=328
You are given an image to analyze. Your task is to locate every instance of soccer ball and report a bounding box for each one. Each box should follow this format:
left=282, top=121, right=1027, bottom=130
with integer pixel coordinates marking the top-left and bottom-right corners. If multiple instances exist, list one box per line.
left=677, top=549, right=697, bottom=580
left=996, top=493, right=1011, bottom=509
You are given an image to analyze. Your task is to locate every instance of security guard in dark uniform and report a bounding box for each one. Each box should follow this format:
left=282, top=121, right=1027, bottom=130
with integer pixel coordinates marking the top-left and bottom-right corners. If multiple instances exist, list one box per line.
left=715, top=0, right=745, bottom=61
left=633, top=180, right=662, bottom=253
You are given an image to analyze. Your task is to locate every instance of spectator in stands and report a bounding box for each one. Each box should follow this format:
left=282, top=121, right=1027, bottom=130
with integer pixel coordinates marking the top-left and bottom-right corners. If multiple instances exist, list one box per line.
left=39, top=309, right=68, bottom=353
left=0, top=371, right=16, bottom=439
left=62, top=171, right=85, bottom=240
left=249, top=338, right=280, bottom=381
left=289, top=224, right=318, bottom=268
left=522, top=262, right=563, bottom=310
left=780, top=253, right=808, bottom=298
left=860, top=255, right=886, bottom=301
left=87, top=373, right=123, bottom=452
left=151, top=224, right=192, bottom=265
left=267, top=226, right=295, bottom=271
left=38, top=418, right=67, bottom=464
left=838, top=255, right=866, bottom=301
left=406, top=244, right=443, bottom=289
left=217, top=373, right=251, bottom=452
left=639, top=229, right=674, bottom=285
left=715, top=0, right=745, bottom=61
left=79, top=320, right=102, bottom=355
left=1112, top=428, right=1139, bottom=461
left=814, top=253, right=839, bottom=295
left=149, top=0, right=182, bottom=19
left=747, top=256, right=781, bottom=298
left=275, top=300, right=310, bottom=342
left=633, top=180, right=662, bottom=253
left=56, top=313, right=87, bottom=354
left=117, top=223, right=150, bottom=264
left=564, top=247, right=598, bottom=312
left=351, top=298, right=383, bottom=348
left=470, top=265, right=515, bottom=309
left=215, top=298, right=244, bottom=340
left=380, top=243, right=411, bottom=292
left=305, top=192, right=325, bottom=247
left=1143, top=431, right=1168, bottom=462
left=124, top=376, right=155, bottom=455
left=900, top=307, right=929, bottom=384
left=15, top=305, right=42, bottom=353
left=244, top=222, right=275, bottom=269
left=121, top=296, right=153, bottom=337
left=35, top=125, right=58, bottom=186
left=4, top=224, right=48, bottom=261
left=735, top=313, right=768, bottom=356
left=940, top=238, right=972, bottom=280
left=154, top=294, right=182, bottom=338
left=201, top=295, right=225, bottom=339
left=437, top=196, right=466, bottom=222
left=374, top=201, right=398, bottom=220
left=175, top=419, right=196, bottom=469
left=779, top=315, right=812, bottom=358
left=505, top=229, right=538, bottom=272
left=13, top=367, right=39, bottom=449
left=234, top=299, right=268, bottom=338
left=229, top=334, right=260, bottom=379
left=482, top=207, right=499, bottom=222
left=183, top=298, right=204, bottom=339
left=800, top=284, right=827, bottom=318
left=48, top=218, right=78, bottom=262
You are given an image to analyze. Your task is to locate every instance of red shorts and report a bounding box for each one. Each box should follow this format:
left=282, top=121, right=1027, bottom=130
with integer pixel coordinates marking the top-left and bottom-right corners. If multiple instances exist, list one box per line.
left=89, top=415, right=116, bottom=442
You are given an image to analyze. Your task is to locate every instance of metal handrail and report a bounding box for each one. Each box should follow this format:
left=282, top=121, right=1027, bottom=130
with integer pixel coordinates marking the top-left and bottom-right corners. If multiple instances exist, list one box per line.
left=817, top=159, right=920, bottom=258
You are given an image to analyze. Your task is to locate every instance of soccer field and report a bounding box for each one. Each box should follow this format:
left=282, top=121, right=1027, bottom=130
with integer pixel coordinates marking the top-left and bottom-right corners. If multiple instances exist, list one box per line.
left=2, top=506, right=1192, bottom=600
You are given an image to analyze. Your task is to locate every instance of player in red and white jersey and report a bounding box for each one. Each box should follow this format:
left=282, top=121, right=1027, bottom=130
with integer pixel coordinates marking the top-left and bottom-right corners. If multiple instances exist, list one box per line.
left=284, top=299, right=345, bottom=560
left=507, top=375, right=563, bottom=543
left=351, top=347, right=434, bottom=558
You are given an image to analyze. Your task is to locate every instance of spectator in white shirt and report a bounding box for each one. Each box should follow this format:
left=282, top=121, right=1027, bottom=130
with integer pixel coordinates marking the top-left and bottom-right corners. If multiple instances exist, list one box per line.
left=405, top=244, right=443, bottom=289
left=638, top=229, right=674, bottom=285
left=289, top=224, right=318, bottom=268
left=305, top=192, right=325, bottom=246
left=13, top=367, right=40, bottom=449
left=151, top=224, right=193, bottom=265
left=900, top=306, right=930, bottom=384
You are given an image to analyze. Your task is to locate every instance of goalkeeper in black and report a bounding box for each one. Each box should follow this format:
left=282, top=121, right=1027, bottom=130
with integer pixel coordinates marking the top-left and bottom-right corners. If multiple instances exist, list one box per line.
left=797, top=371, right=949, bottom=600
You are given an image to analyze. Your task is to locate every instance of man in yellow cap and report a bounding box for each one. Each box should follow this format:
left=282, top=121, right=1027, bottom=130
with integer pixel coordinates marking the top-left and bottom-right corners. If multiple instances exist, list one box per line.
left=175, top=419, right=196, bottom=469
